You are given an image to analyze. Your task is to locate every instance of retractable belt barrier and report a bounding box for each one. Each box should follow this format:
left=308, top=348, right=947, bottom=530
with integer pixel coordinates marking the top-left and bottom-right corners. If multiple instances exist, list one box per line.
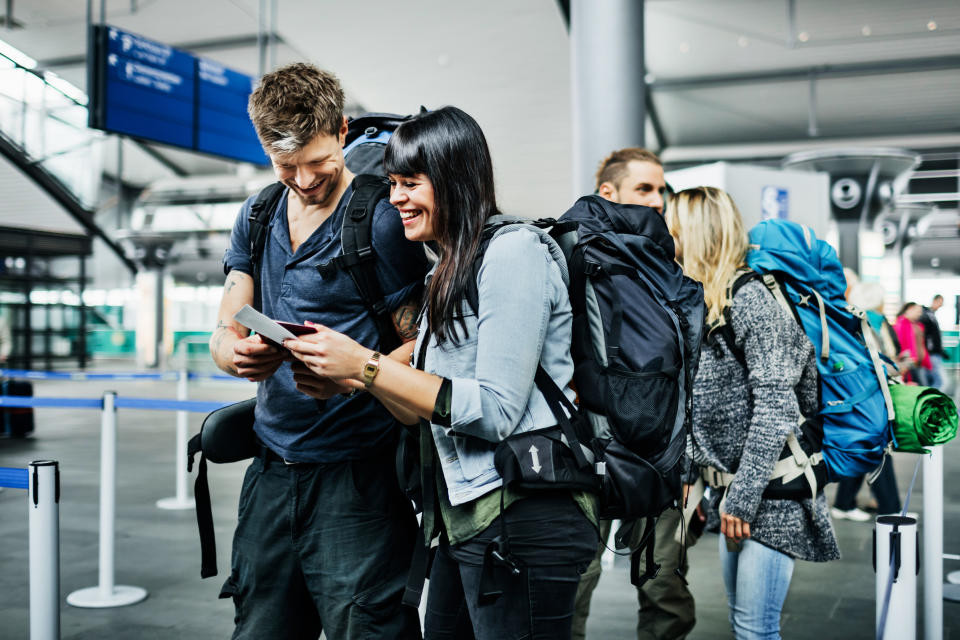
left=0, top=462, right=61, bottom=640
left=0, top=379, right=242, bottom=611
left=1, top=368, right=249, bottom=511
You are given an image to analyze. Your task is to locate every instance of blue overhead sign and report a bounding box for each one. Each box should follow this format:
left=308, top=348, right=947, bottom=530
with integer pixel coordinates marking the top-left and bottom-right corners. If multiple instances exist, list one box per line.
left=89, top=25, right=268, bottom=165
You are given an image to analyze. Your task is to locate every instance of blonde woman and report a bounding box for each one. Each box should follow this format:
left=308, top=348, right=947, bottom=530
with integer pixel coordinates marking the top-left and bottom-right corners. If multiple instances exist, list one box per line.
left=666, top=187, right=839, bottom=640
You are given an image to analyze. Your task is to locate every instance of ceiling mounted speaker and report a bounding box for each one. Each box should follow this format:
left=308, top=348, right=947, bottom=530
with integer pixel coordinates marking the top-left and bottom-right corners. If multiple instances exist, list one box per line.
left=831, top=178, right=862, bottom=210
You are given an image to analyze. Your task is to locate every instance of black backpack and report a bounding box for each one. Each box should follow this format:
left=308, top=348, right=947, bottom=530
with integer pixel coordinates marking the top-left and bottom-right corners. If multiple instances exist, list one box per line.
left=188, top=113, right=414, bottom=579
left=463, top=199, right=705, bottom=587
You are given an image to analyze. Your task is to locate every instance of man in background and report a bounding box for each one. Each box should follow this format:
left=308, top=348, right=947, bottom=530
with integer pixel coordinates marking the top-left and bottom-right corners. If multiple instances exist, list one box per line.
left=921, top=294, right=948, bottom=392
left=572, top=148, right=700, bottom=640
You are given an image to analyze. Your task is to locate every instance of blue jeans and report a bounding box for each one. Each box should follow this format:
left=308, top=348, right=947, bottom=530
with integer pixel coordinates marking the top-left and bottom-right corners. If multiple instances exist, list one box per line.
left=719, top=537, right=795, bottom=640
left=929, top=354, right=945, bottom=391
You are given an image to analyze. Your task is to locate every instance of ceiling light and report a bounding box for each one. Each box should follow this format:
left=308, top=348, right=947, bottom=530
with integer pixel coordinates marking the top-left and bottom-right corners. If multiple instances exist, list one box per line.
left=927, top=20, right=938, bottom=31
left=798, top=31, right=810, bottom=42
left=861, top=25, right=872, bottom=36
left=737, top=36, right=749, bottom=47
left=679, top=42, right=690, bottom=53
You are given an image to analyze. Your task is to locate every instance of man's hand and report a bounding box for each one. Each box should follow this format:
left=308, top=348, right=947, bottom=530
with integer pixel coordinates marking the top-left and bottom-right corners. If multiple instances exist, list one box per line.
left=233, top=334, right=288, bottom=381
left=291, top=362, right=359, bottom=398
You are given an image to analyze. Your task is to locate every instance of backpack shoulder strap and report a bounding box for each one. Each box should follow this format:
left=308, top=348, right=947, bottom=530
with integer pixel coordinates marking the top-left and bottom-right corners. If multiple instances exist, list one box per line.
left=246, top=182, right=286, bottom=312
left=715, top=269, right=761, bottom=367
left=464, top=218, right=576, bottom=317
left=316, top=175, right=398, bottom=352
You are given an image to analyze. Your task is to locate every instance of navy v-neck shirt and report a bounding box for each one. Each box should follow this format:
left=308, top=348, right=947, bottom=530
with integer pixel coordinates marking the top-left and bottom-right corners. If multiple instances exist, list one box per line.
left=224, top=185, right=428, bottom=462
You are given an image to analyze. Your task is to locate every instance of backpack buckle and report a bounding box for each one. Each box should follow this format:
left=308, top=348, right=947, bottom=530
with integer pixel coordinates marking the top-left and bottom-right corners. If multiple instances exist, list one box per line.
left=350, top=207, right=367, bottom=221
left=316, top=261, right=337, bottom=278
left=583, top=261, right=601, bottom=277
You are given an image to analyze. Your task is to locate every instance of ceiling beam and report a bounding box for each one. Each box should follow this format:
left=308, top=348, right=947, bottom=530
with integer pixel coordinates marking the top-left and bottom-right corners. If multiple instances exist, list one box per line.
left=645, top=91, right=668, bottom=151
left=556, top=0, right=570, bottom=27
left=36, top=32, right=285, bottom=69
left=651, top=55, right=960, bottom=91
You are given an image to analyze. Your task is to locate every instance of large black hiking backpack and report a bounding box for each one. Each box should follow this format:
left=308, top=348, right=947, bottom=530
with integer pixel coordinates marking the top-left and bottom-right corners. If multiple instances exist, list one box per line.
left=463, top=200, right=705, bottom=587
left=561, top=195, right=705, bottom=524
left=188, top=113, right=415, bottom=579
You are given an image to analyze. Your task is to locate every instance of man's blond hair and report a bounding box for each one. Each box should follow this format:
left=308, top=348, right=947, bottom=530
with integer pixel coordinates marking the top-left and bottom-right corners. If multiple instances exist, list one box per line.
left=248, top=63, right=345, bottom=155
left=594, top=148, right=662, bottom=192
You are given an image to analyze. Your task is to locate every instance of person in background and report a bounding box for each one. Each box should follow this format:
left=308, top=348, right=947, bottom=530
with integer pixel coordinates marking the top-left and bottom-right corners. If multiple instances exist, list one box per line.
left=894, top=302, right=932, bottom=386
left=572, top=147, right=701, bottom=640
left=830, top=281, right=904, bottom=521
left=920, top=294, right=948, bottom=391
left=666, top=186, right=839, bottom=640
left=0, top=311, right=10, bottom=364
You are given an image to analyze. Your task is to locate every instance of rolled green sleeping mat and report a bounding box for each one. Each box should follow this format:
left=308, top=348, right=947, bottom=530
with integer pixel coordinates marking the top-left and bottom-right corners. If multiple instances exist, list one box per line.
left=890, top=384, right=958, bottom=454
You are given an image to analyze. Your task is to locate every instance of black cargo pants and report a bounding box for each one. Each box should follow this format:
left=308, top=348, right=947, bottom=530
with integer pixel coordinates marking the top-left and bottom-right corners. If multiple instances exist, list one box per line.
left=220, top=445, right=421, bottom=639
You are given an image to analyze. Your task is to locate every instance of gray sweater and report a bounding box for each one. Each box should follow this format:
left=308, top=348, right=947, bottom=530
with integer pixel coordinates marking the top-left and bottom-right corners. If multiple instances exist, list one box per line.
left=691, top=280, right=840, bottom=562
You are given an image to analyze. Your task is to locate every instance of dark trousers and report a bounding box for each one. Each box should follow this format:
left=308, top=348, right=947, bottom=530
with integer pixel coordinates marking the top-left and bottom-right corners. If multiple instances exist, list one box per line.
left=221, top=447, right=421, bottom=640
left=424, top=494, right=597, bottom=640
left=573, top=511, right=697, bottom=640
left=833, top=460, right=901, bottom=514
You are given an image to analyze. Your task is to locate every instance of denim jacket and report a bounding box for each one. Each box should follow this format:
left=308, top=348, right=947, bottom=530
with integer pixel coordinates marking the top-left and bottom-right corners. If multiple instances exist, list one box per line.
left=414, top=218, right=577, bottom=506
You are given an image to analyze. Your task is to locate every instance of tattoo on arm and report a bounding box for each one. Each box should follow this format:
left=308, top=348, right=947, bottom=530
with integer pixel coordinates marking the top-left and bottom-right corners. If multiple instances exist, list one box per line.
left=392, top=304, right=420, bottom=342
left=224, top=274, right=239, bottom=295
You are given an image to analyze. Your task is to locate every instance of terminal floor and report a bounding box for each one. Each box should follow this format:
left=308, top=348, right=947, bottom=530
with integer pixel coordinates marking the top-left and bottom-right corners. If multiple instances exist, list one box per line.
left=0, top=372, right=958, bottom=639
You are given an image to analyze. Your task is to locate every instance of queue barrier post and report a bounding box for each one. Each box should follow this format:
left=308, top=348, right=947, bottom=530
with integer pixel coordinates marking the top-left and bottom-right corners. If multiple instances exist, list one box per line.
left=27, top=461, right=60, bottom=640
left=875, top=515, right=918, bottom=640
left=66, top=392, right=148, bottom=608
left=156, top=368, right=194, bottom=511
left=922, top=446, right=943, bottom=640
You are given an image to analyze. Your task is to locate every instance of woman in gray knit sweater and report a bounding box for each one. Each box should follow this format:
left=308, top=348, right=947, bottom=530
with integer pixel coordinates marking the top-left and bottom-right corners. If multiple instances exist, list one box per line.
left=667, top=187, right=839, bottom=640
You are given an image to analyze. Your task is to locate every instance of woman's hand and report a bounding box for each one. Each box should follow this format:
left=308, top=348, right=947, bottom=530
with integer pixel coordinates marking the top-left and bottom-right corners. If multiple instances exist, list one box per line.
left=284, top=322, right=371, bottom=382
left=720, top=511, right=751, bottom=544
left=290, top=362, right=362, bottom=399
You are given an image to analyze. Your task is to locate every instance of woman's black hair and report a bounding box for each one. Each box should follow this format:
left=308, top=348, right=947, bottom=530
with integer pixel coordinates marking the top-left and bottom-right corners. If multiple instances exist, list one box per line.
left=897, top=301, right=919, bottom=317
left=384, top=106, right=500, bottom=343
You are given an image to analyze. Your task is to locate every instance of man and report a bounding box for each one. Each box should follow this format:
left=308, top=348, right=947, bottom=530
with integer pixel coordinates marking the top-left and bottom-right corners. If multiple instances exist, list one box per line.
left=210, top=63, right=427, bottom=639
left=572, top=147, right=699, bottom=640
left=921, top=294, right=948, bottom=392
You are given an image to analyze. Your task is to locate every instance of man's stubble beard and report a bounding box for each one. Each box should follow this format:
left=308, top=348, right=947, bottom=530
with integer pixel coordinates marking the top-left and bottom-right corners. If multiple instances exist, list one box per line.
left=292, top=165, right=344, bottom=208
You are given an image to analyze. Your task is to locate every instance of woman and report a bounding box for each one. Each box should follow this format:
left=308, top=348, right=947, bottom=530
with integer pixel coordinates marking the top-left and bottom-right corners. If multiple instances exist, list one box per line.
left=894, top=302, right=932, bottom=386
left=284, top=106, right=597, bottom=640
left=666, top=187, right=839, bottom=640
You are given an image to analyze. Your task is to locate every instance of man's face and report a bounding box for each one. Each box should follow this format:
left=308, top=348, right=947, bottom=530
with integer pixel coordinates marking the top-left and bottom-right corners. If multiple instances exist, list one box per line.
left=598, top=160, right=666, bottom=214
left=270, top=119, right=348, bottom=208
left=932, top=297, right=943, bottom=311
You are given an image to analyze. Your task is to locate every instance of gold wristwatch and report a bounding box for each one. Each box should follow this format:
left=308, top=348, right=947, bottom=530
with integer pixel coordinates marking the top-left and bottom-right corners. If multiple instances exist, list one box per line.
left=361, top=351, right=382, bottom=387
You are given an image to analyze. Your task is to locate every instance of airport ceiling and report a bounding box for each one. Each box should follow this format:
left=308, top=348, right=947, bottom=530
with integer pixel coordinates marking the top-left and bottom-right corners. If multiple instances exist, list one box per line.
left=2, top=0, right=958, bottom=283
left=5, top=1, right=959, bottom=192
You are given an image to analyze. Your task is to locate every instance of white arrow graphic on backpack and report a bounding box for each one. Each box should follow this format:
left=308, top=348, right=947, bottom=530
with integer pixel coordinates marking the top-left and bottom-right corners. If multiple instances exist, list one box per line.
left=529, top=445, right=541, bottom=474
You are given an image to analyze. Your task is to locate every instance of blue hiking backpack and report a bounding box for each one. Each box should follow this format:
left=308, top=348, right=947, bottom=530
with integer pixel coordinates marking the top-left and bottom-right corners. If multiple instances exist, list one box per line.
left=741, top=219, right=896, bottom=481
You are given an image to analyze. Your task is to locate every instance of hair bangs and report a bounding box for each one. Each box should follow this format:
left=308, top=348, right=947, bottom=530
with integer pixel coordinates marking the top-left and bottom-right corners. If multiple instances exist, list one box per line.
left=383, top=124, right=428, bottom=178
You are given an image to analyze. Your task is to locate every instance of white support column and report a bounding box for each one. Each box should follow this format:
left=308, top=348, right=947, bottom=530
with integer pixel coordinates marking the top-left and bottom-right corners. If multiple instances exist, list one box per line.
left=875, top=515, right=918, bottom=640
left=157, top=369, right=194, bottom=510
left=923, top=447, right=943, bottom=640
left=28, top=460, right=60, bottom=640
left=67, top=392, right=148, bottom=608
left=570, top=0, right=646, bottom=199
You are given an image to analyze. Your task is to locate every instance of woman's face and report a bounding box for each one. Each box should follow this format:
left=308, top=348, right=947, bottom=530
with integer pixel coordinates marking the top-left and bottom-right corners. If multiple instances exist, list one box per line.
left=906, top=304, right=922, bottom=321
left=389, top=173, right=436, bottom=243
